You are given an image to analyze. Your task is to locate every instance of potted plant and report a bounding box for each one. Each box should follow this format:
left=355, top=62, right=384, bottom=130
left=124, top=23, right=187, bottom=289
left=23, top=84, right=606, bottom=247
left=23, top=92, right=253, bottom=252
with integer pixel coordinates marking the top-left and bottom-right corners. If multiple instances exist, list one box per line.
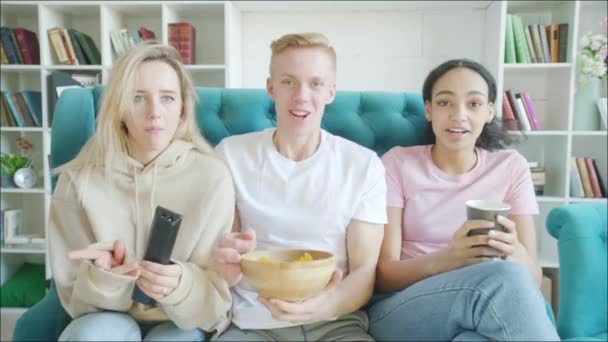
left=1, top=137, right=35, bottom=188
left=0, top=153, right=31, bottom=188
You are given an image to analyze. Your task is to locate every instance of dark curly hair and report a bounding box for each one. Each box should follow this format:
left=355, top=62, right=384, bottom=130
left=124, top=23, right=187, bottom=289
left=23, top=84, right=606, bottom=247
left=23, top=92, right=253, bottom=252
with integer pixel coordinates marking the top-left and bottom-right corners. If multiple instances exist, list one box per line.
left=422, top=58, right=514, bottom=151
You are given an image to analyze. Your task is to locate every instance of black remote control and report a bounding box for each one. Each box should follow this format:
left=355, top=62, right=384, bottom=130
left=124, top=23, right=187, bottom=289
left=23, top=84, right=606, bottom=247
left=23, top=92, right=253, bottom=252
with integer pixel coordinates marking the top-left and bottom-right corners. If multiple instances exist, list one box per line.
left=132, top=206, right=182, bottom=305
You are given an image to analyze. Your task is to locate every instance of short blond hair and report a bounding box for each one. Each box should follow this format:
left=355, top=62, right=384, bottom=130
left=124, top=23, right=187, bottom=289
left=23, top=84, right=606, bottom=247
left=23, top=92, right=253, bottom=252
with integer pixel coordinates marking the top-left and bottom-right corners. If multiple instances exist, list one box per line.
left=55, top=41, right=212, bottom=175
left=269, top=32, right=337, bottom=76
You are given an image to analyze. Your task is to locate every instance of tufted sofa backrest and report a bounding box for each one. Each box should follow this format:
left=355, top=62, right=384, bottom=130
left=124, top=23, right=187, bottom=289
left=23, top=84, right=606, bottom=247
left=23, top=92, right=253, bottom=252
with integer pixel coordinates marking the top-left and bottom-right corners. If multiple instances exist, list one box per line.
left=50, top=87, right=429, bottom=173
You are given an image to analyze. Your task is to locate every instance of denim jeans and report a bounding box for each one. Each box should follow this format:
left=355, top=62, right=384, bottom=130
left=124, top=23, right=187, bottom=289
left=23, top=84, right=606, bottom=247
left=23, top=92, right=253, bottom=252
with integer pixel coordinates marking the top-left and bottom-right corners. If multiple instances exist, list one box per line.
left=58, top=311, right=206, bottom=341
left=367, top=261, right=560, bottom=341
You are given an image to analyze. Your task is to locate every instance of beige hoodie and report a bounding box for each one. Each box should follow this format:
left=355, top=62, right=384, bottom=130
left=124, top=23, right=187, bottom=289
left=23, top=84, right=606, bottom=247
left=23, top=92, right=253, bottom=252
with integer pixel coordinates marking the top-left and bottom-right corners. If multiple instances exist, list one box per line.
left=48, top=140, right=234, bottom=334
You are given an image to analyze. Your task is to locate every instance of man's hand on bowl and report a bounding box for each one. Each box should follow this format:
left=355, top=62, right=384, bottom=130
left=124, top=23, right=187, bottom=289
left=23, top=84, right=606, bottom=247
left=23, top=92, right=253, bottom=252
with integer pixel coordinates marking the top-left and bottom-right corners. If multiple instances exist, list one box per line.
left=258, top=270, right=343, bottom=324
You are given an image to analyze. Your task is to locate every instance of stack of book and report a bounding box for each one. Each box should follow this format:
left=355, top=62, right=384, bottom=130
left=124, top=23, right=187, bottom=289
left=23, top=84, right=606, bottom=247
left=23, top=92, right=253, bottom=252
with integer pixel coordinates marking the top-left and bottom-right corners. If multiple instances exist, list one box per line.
left=0, top=90, right=42, bottom=128
left=110, top=26, right=156, bottom=56
left=0, top=26, right=40, bottom=64
left=505, top=14, right=568, bottom=64
left=168, top=22, right=196, bottom=64
left=570, top=157, right=606, bottom=198
left=1, top=209, right=44, bottom=246
left=502, top=89, right=540, bottom=131
left=529, top=162, right=546, bottom=196
left=47, top=27, right=101, bottom=65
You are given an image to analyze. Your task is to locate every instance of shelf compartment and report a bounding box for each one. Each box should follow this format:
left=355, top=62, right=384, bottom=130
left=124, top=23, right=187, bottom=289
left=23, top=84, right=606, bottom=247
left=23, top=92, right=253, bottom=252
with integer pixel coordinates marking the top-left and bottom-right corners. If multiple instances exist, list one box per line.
left=190, top=69, right=226, bottom=88
left=101, top=3, right=163, bottom=65
left=571, top=135, right=607, bottom=198
left=503, top=67, right=572, bottom=131
left=512, top=135, right=568, bottom=197
left=163, top=3, right=225, bottom=66
left=39, top=3, right=101, bottom=66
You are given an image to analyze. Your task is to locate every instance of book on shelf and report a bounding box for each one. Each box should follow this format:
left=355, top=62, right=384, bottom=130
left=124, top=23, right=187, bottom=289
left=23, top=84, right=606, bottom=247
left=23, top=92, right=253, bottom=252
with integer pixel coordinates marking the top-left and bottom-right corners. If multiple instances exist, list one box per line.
left=572, top=157, right=607, bottom=198
left=570, top=157, right=585, bottom=198
left=504, top=14, right=516, bottom=64
left=512, top=15, right=531, bottom=63
left=75, top=30, right=101, bottom=65
left=0, top=42, right=8, bottom=64
left=67, top=28, right=87, bottom=65
left=547, top=24, right=559, bottom=63
left=111, top=26, right=156, bottom=57
left=13, top=27, right=40, bottom=65
left=576, top=157, right=594, bottom=198
left=524, top=23, right=538, bottom=63
left=503, top=17, right=568, bottom=65
left=2, top=209, right=21, bottom=245
left=1, top=90, right=42, bottom=128
left=168, top=22, right=196, bottom=64
left=48, top=27, right=100, bottom=65
left=504, top=89, right=539, bottom=131
left=2, top=91, right=24, bottom=127
left=520, top=91, right=540, bottom=130
left=557, top=23, right=568, bottom=62
left=9, top=27, right=24, bottom=64
left=538, top=24, right=551, bottom=64
left=48, top=27, right=69, bottom=64
left=530, top=24, right=545, bottom=63
left=590, top=158, right=607, bottom=198
left=584, top=157, right=603, bottom=198
left=501, top=91, right=519, bottom=130
left=20, top=91, right=42, bottom=127
left=530, top=164, right=546, bottom=196
left=1, top=26, right=20, bottom=64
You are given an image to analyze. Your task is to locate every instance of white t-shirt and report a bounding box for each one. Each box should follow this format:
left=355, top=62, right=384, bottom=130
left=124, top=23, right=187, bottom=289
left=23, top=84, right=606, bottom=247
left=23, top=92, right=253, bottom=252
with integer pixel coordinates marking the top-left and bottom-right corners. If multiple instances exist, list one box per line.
left=215, top=128, right=387, bottom=329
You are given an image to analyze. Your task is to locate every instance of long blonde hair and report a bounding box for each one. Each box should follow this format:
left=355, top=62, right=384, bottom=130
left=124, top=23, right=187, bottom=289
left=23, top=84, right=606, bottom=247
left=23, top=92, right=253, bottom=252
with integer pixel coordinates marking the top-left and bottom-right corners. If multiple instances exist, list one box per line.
left=269, top=32, right=337, bottom=76
left=54, top=41, right=212, bottom=174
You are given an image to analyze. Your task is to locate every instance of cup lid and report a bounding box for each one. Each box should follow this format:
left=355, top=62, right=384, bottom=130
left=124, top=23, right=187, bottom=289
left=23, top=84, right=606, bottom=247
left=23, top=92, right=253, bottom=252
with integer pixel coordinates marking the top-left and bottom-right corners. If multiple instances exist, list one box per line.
left=466, top=200, right=511, bottom=211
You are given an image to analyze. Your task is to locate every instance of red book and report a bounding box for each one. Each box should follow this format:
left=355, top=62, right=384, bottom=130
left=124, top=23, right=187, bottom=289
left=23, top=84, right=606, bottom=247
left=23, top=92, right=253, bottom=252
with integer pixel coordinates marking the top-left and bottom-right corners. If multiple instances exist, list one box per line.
left=168, top=23, right=180, bottom=52
left=57, top=28, right=75, bottom=65
left=520, top=91, right=540, bottom=130
left=590, top=158, right=607, bottom=197
left=13, top=28, right=40, bottom=64
left=501, top=91, right=519, bottom=130
left=584, top=157, right=603, bottom=198
left=178, top=22, right=195, bottom=64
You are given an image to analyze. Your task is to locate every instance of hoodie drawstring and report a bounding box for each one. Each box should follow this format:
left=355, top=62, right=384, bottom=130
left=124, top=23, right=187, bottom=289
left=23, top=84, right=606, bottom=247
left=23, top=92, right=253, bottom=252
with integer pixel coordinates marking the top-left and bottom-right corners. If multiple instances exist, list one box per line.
left=150, top=163, right=158, bottom=214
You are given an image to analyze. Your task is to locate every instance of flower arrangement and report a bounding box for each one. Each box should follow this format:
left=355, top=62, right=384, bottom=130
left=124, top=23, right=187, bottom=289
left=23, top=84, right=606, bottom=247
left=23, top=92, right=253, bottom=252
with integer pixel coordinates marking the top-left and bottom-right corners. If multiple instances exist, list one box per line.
left=578, top=17, right=608, bottom=84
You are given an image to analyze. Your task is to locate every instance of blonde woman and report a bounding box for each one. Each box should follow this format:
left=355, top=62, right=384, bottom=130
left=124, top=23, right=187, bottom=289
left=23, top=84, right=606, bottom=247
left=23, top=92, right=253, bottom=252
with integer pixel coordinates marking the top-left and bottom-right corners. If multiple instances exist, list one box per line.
left=48, top=42, right=235, bottom=341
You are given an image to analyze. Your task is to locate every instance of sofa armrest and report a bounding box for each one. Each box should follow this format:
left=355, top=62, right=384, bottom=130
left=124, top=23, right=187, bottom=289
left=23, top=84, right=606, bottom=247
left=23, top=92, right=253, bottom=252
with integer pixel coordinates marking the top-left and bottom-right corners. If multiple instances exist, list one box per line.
left=12, top=281, right=71, bottom=341
left=546, top=202, right=608, bottom=340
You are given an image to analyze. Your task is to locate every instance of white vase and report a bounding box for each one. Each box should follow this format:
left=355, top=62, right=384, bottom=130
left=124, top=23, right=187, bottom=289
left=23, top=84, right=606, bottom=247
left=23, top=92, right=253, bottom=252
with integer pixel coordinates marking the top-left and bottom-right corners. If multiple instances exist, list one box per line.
left=573, top=79, right=605, bottom=131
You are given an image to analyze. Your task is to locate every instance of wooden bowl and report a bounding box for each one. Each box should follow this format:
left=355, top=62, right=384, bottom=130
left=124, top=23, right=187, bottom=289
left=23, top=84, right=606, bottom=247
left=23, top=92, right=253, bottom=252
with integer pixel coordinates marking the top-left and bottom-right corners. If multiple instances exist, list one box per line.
left=240, top=249, right=336, bottom=301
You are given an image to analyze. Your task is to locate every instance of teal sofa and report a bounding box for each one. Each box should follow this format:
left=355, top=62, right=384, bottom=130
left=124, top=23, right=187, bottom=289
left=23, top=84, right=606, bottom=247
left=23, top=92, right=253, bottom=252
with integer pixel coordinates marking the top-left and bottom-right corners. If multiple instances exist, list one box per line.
left=547, top=202, right=608, bottom=341
left=13, top=86, right=429, bottom=341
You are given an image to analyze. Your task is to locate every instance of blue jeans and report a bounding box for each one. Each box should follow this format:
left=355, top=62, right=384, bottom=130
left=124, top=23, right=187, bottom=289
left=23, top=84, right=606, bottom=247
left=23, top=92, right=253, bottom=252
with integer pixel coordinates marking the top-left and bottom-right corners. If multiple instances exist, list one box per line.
left=367, top=261, right=560, bottom=341
left=58, top=312, right=205, bottom=341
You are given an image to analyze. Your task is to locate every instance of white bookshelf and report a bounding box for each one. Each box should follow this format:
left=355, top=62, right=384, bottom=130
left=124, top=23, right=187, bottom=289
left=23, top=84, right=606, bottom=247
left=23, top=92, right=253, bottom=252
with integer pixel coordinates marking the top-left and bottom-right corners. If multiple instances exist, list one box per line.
left=497, top=0, right=608, bottom=269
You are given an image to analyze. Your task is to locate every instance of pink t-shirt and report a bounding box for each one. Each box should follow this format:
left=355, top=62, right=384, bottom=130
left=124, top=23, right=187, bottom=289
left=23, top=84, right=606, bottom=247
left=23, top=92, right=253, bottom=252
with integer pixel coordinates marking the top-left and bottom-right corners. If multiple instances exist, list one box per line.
left=382, top=145, right=539, bottom=260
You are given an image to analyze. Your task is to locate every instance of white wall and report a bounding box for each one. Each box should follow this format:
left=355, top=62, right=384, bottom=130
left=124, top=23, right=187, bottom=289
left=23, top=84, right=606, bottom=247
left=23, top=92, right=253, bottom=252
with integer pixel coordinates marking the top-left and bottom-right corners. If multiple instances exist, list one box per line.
left=241, top=9, right=487, bottom=92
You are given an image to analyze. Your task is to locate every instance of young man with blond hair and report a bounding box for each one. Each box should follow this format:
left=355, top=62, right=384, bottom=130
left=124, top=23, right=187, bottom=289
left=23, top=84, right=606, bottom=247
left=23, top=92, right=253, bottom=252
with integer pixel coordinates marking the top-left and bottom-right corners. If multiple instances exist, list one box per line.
left=212, top=32, right=386, bottom=341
